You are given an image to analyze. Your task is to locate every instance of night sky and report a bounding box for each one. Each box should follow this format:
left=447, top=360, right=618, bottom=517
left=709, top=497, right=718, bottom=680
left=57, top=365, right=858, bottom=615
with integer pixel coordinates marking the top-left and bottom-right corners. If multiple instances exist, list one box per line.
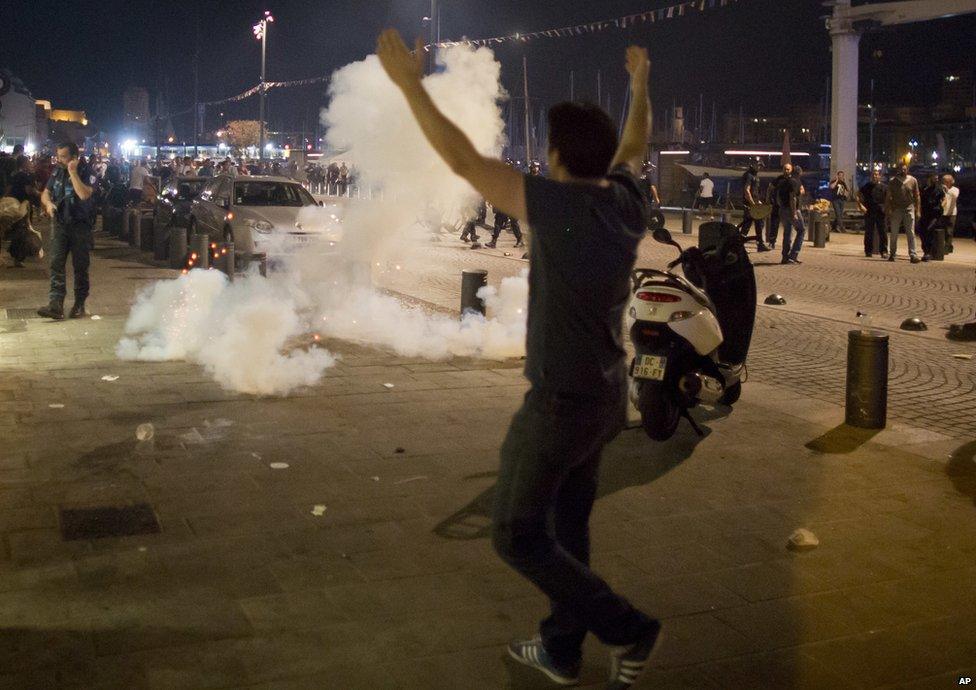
left=2, top=0, right=973, bottom=137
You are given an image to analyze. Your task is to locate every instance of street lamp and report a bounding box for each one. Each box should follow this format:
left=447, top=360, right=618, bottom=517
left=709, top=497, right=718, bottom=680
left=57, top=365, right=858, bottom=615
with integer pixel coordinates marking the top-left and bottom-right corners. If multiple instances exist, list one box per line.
left=253, top=10, right=274, bottom=161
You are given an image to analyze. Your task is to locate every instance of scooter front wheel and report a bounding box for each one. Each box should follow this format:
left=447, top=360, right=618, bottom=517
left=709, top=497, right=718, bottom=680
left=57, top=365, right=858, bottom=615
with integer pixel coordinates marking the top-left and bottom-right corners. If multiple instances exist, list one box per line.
left=637, top=381, right=681, bottom=441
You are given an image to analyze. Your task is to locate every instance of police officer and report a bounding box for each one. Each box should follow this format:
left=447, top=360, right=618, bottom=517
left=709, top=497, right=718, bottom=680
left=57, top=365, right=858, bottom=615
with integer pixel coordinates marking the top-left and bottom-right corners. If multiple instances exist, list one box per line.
left=737, top=164, right=770, bottom=251
left=461, top=199, right=486, bottom=243
left=485, top=159, right=526, bottom=249
left=37, top=142, right=96, bottom=320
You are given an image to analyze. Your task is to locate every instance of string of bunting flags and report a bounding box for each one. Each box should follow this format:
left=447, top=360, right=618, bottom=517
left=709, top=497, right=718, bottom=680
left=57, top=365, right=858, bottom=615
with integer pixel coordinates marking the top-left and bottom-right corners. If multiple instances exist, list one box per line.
left=423, top=0, right=739, bottom=51
left=163, top=0, right=736, bottom=119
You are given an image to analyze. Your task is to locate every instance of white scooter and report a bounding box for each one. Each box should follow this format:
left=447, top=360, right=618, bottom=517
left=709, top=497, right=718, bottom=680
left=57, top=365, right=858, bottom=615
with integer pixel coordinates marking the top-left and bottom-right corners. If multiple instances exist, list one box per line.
left=628, top=222, right=757, bottom=441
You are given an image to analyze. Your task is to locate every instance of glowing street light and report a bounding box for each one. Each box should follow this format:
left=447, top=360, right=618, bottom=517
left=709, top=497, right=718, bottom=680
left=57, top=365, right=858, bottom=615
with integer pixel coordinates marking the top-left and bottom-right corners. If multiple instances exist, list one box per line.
left=253, top=11, right=274, bottom=160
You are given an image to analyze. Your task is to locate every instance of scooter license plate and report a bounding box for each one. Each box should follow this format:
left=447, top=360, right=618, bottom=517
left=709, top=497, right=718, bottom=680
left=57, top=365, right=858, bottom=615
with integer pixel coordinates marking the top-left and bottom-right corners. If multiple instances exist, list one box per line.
left=634, top=355, right=667, bottom=381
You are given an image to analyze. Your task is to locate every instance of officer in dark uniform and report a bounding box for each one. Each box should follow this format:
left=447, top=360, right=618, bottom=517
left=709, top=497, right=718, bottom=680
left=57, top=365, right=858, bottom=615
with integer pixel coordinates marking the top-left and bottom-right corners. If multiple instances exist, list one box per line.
left=486, top=159, right=526, bottom=249
left=857, top=169, right=888, bottom=257
left=461, top=199, right=486, bottom=243
left=37, top=142, right=96, bottom=320
left=737, top=164, right=770, bottom=251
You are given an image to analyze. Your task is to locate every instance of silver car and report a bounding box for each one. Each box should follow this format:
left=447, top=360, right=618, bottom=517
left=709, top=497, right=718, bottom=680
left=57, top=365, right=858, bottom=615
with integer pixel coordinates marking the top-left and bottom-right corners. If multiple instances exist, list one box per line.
left=189, top=175, right=343, bottom=255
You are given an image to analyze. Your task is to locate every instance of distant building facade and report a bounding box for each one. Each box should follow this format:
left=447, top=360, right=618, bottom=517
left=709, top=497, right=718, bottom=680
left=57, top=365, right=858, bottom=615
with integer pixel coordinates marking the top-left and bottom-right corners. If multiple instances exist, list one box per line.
left=0, top=69, right=39, bottom=152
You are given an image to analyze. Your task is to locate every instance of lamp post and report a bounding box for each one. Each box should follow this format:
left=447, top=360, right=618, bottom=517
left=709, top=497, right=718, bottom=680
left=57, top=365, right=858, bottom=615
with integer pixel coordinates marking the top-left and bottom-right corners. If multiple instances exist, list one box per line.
left=253, top=11, right=274, bottom=161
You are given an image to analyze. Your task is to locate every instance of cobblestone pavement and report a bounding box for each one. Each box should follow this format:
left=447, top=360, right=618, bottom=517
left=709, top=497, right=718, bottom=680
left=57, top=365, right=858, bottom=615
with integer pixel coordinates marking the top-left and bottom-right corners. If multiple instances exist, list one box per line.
left=379, top=225, right=976, bottom=441
left=0, top=224, right=974, bottom=688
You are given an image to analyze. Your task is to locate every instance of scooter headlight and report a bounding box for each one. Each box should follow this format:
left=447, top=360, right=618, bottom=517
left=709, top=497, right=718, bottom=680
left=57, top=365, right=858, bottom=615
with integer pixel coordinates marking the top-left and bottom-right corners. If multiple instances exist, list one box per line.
left=669, top=310, right=694, bottom=322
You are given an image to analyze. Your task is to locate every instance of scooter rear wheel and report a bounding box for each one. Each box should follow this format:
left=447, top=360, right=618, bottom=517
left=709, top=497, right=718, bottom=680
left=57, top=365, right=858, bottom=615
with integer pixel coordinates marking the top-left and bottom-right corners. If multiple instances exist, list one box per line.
left=638, top=382, right=682, bottom=441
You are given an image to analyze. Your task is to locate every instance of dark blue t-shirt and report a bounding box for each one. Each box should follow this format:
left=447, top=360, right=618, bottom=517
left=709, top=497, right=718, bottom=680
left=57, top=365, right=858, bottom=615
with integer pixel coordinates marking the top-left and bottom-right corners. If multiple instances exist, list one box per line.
left=46, top=162, right=96, bottom=227
left=523, top=165, right=649, bottom=398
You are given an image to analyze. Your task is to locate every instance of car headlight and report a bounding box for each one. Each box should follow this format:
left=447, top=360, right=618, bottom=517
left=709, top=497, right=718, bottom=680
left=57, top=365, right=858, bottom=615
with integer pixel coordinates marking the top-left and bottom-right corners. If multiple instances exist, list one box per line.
left=243, top=219, right=274, bottom=234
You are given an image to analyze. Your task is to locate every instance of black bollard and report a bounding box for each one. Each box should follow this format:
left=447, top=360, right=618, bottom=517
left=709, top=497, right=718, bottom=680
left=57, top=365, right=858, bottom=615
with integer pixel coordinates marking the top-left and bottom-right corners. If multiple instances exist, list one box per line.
left=216, top=242, right=235, bottom=281
left=931, top=228, right=946, bottom=261
left=122, top=208, right=136, bottom=243
left=845, top=329, right=888, bottom=429
left=153, top=223, right=169, bottom=262
left=169, top=228, right=188, bottom=269
left=190, top=233, right=210, bottom=270
left=813, top=212, right=828, bottom=248
left=682, top=208, right=693, bottom=235
left=127, top=211, right=139, bottom=247
left=460, top=269, right=488, bottom=318
left=139, top=212, right=154, bottom=252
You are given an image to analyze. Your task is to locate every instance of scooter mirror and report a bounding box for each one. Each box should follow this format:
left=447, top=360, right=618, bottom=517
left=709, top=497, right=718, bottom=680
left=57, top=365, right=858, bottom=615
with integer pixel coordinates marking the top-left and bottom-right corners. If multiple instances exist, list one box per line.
left=652, top=227, right=673, bottom=245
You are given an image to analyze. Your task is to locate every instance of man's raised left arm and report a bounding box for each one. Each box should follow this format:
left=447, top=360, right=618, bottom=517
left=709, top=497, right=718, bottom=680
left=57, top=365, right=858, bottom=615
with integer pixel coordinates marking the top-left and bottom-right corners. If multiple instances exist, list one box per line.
left=610, top=47, right=651, bottom=174
left=376, top=29, right=526, bottom=222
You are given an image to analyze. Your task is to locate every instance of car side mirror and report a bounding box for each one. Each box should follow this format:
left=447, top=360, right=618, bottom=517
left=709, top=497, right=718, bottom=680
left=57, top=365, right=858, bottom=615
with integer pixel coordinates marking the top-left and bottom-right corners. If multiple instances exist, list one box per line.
left=317, top=200, right=324, bottom=207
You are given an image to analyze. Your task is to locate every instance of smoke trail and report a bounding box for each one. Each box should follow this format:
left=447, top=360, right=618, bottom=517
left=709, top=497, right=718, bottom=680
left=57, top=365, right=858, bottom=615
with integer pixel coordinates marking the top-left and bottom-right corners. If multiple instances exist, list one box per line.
left=115, top=44, right=528, bottom=396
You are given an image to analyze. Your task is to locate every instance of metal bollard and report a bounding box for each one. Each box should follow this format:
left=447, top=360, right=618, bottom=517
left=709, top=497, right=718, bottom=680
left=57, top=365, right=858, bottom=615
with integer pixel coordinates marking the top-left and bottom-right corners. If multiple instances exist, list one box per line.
left=845, top=329, right=888, bottom=429
left=122, top=208, right=135, bottom=243
left=190, top=233, right=210, bottom=270
left=682, top=208, right=693, bottom=235
left=169, top=228, right=188, bottom=269
left=139, top=213, right=154, bottom=252
left=460, top=269, right=488, bottom=318
left=127, top=209, right=141, bottom=248
left=215, top=242, right=234, bottom=281
left=813, top=213, right=828, bottom=248
left=931, top=228, right=946, bottom=261
left=153, top=223, right=169, bottom=261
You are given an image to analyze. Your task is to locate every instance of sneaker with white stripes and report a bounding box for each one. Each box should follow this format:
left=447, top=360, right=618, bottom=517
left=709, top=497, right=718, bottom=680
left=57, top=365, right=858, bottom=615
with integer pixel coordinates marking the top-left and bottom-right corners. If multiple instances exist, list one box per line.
left=507, top=636, right=580, bottom=686
left=607, top=620, right=661, bottom=689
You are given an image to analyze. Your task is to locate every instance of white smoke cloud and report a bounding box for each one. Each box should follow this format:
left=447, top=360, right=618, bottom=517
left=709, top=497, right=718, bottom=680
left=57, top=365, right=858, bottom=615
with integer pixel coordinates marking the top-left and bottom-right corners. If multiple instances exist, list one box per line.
left=117, top=270, right=336, bottom=396
left=314, top=269, right=528, bottom=360
left=115, top=44, right=528, bottom=396
left=321, top=45, right=507, bottom=263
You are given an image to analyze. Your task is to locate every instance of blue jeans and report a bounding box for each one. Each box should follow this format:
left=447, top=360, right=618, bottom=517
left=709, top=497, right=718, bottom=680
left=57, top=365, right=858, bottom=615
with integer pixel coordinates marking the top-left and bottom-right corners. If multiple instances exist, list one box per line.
left=49, top=219, right=93, bottom=303
left=781, top=209, right=805, bottom=261
left=491, top=387, right=655, bottom=665
left=831, top=199, right=846, bottom=231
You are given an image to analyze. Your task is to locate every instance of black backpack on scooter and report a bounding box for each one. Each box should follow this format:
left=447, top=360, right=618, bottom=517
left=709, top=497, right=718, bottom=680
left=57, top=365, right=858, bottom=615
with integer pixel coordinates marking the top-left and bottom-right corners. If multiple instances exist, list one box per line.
left=683, top=221, right=757, bottom=367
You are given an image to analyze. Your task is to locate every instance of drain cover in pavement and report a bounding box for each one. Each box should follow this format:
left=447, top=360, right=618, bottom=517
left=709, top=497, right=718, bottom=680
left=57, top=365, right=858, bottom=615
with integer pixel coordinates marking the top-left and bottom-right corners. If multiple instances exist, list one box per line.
left=59, top=503, right=161, bottom=541
left=2, top=308, right=43, bottom=320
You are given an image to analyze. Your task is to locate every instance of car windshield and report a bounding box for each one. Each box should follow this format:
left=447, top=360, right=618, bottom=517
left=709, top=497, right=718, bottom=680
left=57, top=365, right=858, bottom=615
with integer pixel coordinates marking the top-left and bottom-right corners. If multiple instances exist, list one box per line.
left=233, top=181, right=313, bottom=207
left=176, top=180, right=205, bottom=199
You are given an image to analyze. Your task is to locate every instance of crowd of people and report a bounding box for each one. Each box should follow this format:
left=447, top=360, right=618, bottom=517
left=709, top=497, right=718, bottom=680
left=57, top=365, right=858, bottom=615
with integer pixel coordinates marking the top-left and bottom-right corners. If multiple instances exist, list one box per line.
left=732, top=162, right=961, bottom=265
left=304, top=160, right=352, bottom=196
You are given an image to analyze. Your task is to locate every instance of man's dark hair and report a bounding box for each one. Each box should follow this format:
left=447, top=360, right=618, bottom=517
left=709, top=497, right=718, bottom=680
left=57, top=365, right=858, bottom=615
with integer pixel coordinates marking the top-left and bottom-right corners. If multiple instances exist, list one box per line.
left=12, top=144, right=24, bottom=155
left=547, top=102, right=617, bottom=178
left=57, top=142, right=80, bottom=158
left=703, top=172, right=710, bottom=178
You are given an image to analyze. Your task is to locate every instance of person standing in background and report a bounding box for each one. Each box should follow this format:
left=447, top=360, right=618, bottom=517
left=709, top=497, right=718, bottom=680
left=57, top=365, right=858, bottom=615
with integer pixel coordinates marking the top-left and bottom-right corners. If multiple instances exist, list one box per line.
left=857, top=169, right=888, bottom=258
left=694, top=172, right=714, bottom=215
left=941, top=174, right=959, bottom=254
left=829, top=170, right=850, bottom=234
left=885, top=163, right=922, bottom=264
left=766, top=163, right=792, bottom=249
left=737, top=164, right=770, bottom=252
